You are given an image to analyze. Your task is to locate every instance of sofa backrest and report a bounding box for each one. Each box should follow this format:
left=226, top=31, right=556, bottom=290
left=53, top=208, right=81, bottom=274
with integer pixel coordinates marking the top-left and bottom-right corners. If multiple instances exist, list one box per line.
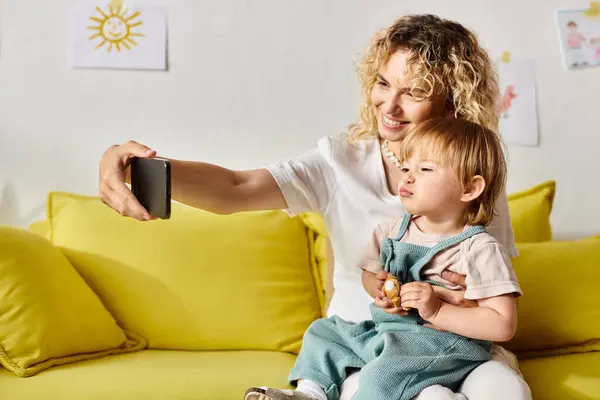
left=44, top=192, right=325, bottom=354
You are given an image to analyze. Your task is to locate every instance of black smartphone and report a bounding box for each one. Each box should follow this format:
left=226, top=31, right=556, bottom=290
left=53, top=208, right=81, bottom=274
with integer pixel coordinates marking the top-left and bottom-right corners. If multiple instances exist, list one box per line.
left=131, top=157, right=171, bottom=219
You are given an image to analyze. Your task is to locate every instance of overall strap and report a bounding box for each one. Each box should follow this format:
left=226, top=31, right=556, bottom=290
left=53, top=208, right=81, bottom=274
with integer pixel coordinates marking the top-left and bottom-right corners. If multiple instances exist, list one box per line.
left=392, top=213, right=413, bottom=240
left=408, top=225, right=487, bottom=282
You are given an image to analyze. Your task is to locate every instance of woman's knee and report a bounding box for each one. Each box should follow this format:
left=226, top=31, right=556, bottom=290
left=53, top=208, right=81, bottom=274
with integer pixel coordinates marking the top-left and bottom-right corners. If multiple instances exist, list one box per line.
left=459, top=360, right=532, bottom=400
left=412, top=385, right=466, bottom=400
left=338, top=360, right=532, bottom=400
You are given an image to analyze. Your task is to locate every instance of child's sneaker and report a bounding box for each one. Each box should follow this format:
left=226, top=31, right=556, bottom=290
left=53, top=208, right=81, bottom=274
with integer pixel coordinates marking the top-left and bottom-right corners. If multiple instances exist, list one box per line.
left=244, top=387, right=318, bottom=400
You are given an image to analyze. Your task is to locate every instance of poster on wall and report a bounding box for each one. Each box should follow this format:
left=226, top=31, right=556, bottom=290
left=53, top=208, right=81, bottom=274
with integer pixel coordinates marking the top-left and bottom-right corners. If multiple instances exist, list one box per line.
left=496, top=58, right=539, bottom=147
left=556, top=4, right=600, bottom=70
left=70, top=0, right=167, bottom=70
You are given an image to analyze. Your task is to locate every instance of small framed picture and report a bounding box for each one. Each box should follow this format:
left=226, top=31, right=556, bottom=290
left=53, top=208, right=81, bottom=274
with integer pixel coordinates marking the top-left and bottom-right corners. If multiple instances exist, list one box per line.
left=556, top=8, right=600, bottom=70
left=497, top=59, right=539, bottom=147
left=70, top=0, right=167, bottom=71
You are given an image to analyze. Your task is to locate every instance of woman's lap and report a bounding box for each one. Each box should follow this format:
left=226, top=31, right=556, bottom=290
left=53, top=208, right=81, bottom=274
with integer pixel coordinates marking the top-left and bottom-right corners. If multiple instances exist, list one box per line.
left=338, top=347, right=532, bottom=400
left=458, top=360, right=531, bottom=400
left=339, top=369, right=360, bottom=400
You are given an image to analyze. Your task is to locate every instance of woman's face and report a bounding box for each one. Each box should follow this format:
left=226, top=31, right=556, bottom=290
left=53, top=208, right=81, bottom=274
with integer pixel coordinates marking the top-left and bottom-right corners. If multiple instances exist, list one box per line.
left=370, top=50, right=450, bottom=143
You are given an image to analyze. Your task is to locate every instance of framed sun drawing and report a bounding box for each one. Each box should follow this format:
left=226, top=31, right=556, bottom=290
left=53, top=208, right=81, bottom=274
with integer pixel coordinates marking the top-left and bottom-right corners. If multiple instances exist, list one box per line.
left=71, top=0, right=167, bottom=70
left=88, top=4, right=144, bottom=53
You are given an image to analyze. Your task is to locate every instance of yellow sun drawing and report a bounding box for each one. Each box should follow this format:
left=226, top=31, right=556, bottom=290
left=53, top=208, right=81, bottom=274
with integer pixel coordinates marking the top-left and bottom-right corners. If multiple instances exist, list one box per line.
left=87, top=3, right=144, bottom=53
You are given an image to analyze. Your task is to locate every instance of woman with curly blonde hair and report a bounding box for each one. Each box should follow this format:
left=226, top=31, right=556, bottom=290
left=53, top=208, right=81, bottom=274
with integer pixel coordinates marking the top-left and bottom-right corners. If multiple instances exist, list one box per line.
left=99, top=14, right=531, bottom=400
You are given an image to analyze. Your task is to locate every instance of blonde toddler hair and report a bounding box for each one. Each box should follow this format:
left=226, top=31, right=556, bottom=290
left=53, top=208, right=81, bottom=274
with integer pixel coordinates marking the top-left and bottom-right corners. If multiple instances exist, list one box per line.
left=401, top=118, right=507, bottom=227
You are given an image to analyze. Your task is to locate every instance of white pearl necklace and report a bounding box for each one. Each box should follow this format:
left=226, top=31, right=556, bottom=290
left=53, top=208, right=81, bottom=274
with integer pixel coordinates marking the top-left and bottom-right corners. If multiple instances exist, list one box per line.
left=381, top=140, right=402, bottom=169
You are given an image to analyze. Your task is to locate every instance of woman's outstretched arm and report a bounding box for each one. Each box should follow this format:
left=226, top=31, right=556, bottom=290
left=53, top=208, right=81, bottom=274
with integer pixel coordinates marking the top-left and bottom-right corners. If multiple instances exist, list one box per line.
left=99, top=140, right=287, bottom=219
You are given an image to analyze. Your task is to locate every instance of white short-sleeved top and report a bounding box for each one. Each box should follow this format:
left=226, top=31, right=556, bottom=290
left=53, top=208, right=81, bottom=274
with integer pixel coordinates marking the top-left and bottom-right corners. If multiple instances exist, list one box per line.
left=267, top=134, right=518, bottom=322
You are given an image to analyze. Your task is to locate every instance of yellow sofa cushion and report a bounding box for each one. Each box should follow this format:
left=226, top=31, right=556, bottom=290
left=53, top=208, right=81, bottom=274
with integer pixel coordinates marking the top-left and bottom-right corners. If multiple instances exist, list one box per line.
left=519, top=352, right=600, bottom=400
left=299, top=212, right=330, bottom=316
left=507, top=180, right=555, bottom=242
left=0, top=349, right=296, bottom=400
left=0, top=225, right=145, bottom=377
left=47, top=192, right=322, bottom=353
left=27, top=220, right=50, bottom=239
left=505, top=237, right=600, bottom=358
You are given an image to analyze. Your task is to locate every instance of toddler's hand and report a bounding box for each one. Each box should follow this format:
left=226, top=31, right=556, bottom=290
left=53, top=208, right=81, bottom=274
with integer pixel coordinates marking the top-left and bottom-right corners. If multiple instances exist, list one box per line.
left=400, top=282, right=442, bottom=321
left=375, top=270, right=389, bottom=288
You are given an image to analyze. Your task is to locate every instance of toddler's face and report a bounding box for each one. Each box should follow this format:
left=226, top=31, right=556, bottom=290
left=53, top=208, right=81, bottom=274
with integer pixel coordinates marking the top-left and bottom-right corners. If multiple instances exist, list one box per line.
left=397, top=152, right=463, bottom=218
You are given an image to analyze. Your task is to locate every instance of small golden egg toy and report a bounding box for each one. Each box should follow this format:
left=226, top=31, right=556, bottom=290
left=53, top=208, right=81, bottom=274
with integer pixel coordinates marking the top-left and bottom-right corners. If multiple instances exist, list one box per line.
left=383, top=276, right=402, bottom=307
left=383, top=276, right=410, bottom=311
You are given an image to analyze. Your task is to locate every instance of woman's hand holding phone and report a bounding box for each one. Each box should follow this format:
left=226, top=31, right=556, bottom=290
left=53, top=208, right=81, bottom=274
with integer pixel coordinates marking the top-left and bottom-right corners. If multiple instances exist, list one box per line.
left=99, top=140, right=157, bottom=220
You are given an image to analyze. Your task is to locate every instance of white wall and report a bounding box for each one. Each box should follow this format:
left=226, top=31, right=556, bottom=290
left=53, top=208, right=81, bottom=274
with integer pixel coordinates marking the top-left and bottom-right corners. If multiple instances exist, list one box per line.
left=0, top=0, right=598, bottom=238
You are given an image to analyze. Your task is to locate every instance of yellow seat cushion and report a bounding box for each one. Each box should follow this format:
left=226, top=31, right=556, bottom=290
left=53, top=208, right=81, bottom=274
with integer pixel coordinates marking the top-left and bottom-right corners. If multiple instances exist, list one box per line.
left=47, top=192, right=322, bottom=353
left=0, top=349, right=295, bottom=399
left=0, top=225, right=144, bottom=377
left=519, top=352, right=600, bottom=400
left=507, top=180, right=555, bottom=242
left=505, top=237, right=600, bottom=358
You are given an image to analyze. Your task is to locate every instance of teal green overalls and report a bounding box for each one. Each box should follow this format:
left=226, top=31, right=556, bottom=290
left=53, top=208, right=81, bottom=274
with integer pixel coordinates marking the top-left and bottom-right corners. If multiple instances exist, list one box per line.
left=288, top=213, right=492, bottom=400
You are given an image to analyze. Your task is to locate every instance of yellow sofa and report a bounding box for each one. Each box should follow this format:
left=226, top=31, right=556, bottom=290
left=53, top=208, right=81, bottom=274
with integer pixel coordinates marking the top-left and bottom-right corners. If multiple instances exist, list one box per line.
left=0, top=188, right=599, bottom=400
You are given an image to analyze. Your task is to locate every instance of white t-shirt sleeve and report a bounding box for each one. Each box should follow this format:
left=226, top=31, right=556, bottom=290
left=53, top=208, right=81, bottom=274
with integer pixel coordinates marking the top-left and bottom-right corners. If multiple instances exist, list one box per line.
left=487, top=189, right=518, bottom=258
left=266, top=137, right=337, bottom=217
left=358, top=222, right=392, bottom=274
left=463, top=235, right=523, bottom=300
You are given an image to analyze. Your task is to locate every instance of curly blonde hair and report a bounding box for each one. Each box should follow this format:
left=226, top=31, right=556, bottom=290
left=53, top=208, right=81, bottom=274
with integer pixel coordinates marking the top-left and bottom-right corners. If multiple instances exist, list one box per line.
left=348, top=14, right=500, bottom=141
left=401, top=118, right=507, bottom=226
